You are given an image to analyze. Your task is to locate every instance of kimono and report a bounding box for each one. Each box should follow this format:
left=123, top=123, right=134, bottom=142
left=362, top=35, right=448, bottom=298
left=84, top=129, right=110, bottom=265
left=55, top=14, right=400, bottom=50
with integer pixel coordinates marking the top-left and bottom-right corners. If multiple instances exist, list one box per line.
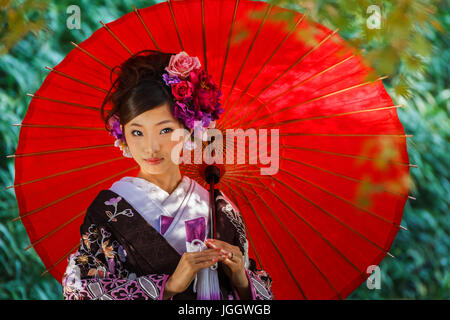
left=62, top=175, right=273, bottom=300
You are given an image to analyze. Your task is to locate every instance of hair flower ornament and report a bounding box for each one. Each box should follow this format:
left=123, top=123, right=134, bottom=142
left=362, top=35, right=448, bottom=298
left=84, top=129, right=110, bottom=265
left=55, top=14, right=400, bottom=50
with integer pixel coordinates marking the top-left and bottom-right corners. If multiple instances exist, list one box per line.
left=108, top=51, right=224, bottom=157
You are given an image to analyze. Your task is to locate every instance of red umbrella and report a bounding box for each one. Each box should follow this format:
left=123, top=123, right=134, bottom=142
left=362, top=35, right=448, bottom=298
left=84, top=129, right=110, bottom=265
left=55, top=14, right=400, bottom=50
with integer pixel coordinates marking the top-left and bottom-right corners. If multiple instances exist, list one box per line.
left=9, top=0, right=413, bottom=299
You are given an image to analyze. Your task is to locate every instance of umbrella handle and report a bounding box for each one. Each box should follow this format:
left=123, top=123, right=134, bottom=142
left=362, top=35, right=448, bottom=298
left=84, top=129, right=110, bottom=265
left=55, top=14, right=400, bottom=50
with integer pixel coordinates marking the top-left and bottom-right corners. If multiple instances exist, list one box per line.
left=205, top=165, right=221, bottom=271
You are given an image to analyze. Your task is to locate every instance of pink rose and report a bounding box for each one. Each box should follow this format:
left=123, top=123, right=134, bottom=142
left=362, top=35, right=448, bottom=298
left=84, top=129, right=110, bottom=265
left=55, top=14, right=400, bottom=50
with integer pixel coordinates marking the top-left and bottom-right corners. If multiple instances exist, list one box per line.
left=171, top=81, right=194, bottom=101
left=165, top=51, right=201, bottom=80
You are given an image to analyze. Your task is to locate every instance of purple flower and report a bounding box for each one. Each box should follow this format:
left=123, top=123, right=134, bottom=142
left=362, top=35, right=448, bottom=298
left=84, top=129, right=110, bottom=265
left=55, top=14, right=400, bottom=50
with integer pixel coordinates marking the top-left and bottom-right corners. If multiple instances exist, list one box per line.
left=111, top=282, right=146, bottom=300
left=162, top=73, right=181, bottom=85
left=108, top=114, right=124, bottom=140
left=104, top=196, right=122, bottom=206
left=173, top=101, right=196, bottom=129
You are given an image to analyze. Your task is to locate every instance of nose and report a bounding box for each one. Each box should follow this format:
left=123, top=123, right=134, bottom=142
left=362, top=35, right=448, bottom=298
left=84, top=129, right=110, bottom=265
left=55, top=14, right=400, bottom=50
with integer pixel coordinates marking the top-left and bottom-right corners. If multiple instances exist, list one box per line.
left=144, top=134, right=160, bottom=156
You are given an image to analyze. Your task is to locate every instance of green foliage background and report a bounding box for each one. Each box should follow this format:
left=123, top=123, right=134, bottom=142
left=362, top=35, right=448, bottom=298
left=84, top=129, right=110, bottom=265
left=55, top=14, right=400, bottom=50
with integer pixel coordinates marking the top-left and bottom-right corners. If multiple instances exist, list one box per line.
left=0, top=0, right=448, bottom=299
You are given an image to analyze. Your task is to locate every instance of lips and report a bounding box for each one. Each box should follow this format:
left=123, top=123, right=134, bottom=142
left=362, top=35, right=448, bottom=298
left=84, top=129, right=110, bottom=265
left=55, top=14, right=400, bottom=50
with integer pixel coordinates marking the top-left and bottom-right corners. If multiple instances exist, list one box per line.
left=144, top=157, right=163, bottom=164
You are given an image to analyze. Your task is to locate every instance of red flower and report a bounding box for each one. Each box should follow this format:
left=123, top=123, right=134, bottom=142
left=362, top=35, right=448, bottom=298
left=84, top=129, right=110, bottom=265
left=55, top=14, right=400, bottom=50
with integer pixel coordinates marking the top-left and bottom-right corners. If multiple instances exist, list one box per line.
left=171, top=81, right=194, bottom=101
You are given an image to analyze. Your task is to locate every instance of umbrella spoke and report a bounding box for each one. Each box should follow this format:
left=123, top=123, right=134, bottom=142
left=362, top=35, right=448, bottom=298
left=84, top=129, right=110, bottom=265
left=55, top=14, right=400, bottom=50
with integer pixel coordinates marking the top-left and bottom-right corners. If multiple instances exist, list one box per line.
left=100, top=20, right=133, bottom=56
left=201, top=0, right=208, bottom=73
left=247, top=179, right=343, bottom=299
left=280, top=144, right=417, bottom=167
left=220, top=3, right=274, bottom=114
left=5, top=156, right=124, bottom=190
left=26, top=93, right=100, bottom=112
left=7, top=143, right=114, bottom=158
left=278, top=167, right=405, bottom=230
left=224, top=45, right=355, bottom=129
left=219, top=0, right=240, bottom=91
left=70, top=41, right=118, bottom=74
left=232, top=183, right=308, bottom=299
left=25, top=210, right=86, bottom=251
left=251, top=176, right=367, bottom=280
left=219, top=180, right=264, bottom=269
left=132, top=5, right=161, bottom=51
left=12, top=123, right=104, bottom=131
left=279, top=132, right=413, bottom=138
left=45, top=66, right=108, bottom=94
left=167, top=0, right=185, bottom=51
left=221, top=13, right=307, bottom=129
left=222, top=27, right=339, bottom=127
left=243, top=76, right=388, bottom=127
left=282, top=156, right=414, bottom=202
left=262, top=104, right=402, bottom=128
left=12, top=165, right=139, bottom=222
left=41, top=243, right=80, bottom=277
left=269, top=173, right=394, bottom=258
left=221, top=175, right=265, bottom=193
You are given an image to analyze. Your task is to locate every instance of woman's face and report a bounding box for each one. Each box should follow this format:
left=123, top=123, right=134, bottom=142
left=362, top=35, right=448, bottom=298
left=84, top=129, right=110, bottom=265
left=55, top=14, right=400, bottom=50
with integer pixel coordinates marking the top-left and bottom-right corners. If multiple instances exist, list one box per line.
left=122, top=103, right=192, bottom=175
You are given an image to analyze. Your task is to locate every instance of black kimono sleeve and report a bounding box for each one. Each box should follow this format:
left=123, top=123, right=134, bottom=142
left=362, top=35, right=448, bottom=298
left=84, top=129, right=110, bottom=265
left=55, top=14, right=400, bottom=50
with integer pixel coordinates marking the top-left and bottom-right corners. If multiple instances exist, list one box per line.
left=62, top=211, right=170, bottom=300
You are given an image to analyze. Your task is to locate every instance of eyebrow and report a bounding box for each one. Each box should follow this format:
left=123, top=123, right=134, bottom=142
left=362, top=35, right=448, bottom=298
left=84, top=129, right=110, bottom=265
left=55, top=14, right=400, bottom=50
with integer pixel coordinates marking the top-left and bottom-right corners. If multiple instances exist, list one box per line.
left=130, top=120, right=174, bottom=127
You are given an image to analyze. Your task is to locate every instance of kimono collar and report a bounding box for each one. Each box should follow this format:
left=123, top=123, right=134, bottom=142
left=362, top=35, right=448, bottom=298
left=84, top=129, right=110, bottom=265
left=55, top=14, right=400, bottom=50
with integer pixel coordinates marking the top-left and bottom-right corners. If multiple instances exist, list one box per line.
left=120, top=175, right=191, bottom=206
left=109, top=175, right=211, bottom=255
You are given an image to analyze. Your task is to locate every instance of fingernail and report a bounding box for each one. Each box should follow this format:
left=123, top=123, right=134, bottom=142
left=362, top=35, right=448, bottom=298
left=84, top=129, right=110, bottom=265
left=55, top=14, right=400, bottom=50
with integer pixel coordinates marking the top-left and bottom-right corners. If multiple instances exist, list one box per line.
left=208, top=242, right=218, bottom=249
left=220, top=249, right=228, bottom=255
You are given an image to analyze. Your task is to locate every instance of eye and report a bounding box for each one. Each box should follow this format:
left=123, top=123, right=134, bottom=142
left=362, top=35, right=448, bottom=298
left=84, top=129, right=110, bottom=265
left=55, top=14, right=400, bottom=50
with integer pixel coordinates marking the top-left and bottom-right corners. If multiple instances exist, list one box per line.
left=131, top=130, right=143, bottom=136
left=161, top=128, right=173, bottom=134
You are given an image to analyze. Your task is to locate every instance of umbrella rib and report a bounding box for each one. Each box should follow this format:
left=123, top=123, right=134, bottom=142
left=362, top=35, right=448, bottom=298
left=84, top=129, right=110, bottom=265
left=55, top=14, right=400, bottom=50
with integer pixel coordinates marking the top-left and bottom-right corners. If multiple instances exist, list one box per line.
left=226, top=163, right=368, bottom=278
left=24, top=210, right=86, bottom=251
left=280, top=145, right=417, bottom=167
left=201, top=0, right=207, bottom=73
left=243, top=76, right=388, bottom=127
left=45, top=66, right=108, bottom=94
left=250, top=175, right=368, bottom=280
left=11, top=165, right=139, bottom=222
left=224, top=27, right=339, bottom=123
left=100, top=20, right=133, bottom=56
left=232, top=183, right=308, bottom=299
left=247, top=180, right=343, bottom=299
left=269, top=172, right=394, bottom=257
left=26, top=93, right=100, bottom=112
left=220, top=180, right=264, bottom=269
left=220, top=3, right=274, bottom=118
left=220, top=13, right=308, bottom=129
left=132, top=5, right=162, bottom=51
left=41, top=243, right=80, bottom=277
left=5, top=156, right=124, bottom=190
left=219, top=0, right=240, bottom=91
left=6, top=143, right=114, bottom=158
left=70, top=41, right=118, bottom=74
left=262, top=104, right=404, bottom=128
left=167, top=0, right=184, bottom=51
left=278, top=166, right=406, bottom=230
left=12, top=123, right=104, bottom=131
left=282, top=156, right=414, bottom=203
left=223, top=52, right=356, bottom=128
left=279, top=132, right=414, bottom=139
left=222, top=175, right=268, bottom=192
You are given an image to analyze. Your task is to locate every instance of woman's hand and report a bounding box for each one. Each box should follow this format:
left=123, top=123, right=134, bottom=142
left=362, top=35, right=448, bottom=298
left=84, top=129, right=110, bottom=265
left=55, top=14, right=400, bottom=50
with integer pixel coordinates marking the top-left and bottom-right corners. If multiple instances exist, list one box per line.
left=163, top=249, right=223, bottom=299
left=204, top=239, right=249, bottom=293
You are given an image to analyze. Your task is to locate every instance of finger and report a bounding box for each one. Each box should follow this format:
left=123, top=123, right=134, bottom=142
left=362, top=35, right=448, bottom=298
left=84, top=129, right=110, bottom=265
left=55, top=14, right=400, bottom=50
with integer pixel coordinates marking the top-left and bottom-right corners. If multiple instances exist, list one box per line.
left=195, top=257, right=220, bottom=269
left=190, top=249, right=219, bottom=258
left=219, top=256, right=239, bottom=272
left=205, top=239, right=237, bottom=255
left=192, top=251, right=222, bottom=262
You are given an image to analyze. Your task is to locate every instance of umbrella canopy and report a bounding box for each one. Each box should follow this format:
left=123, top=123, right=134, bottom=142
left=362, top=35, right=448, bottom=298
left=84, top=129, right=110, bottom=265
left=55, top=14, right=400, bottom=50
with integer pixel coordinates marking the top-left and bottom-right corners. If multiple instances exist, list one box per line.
left=9, top=0, right=412, bottom=299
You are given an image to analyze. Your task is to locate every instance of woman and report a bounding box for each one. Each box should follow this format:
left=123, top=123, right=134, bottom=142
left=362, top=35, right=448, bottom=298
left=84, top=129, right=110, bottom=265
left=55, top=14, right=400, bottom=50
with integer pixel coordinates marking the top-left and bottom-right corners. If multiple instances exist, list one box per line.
left=62, top=50, right=273, bottom=300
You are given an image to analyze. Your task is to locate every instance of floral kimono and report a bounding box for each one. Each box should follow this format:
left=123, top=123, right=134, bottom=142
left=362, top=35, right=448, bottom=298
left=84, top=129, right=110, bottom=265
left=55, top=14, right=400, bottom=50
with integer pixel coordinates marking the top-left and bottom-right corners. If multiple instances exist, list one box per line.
left=62, top=175, right=273, bottom=300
